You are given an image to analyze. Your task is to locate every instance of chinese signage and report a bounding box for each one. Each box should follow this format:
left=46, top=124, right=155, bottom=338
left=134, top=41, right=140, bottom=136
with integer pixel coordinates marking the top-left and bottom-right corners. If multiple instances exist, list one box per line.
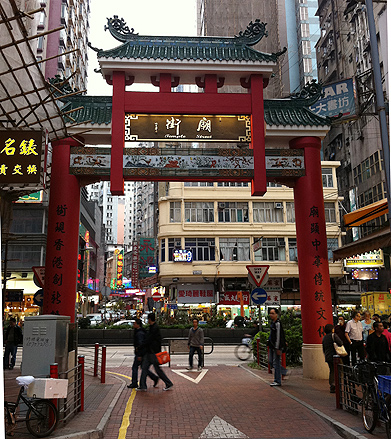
left=177, top=284, right=214, bottom=304
left=219, top=291, right=250, bottom=306
left=173, top=249, right=193, bottom=262
left=0, top=130, right=42, bottom=184
left=139, top=238, right=156, bottom=278
left=125, top=114, right=251, bottom=143
left=69, top=147, right=305, bottom=181
left=16, top=191, right=42, bottom=203
left=131, top=240, right=139, bottom=288
left=344, top=250, right=384, bottom=268
left=115, top=249, right=124, bottom=289
left=309, top=78, right=356, bottom=119
left=265, top=292, right=281, bottom=307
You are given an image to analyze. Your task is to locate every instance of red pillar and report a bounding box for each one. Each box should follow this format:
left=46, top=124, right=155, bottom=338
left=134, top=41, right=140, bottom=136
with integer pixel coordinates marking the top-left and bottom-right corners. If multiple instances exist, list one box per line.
left=43, top=138, right=81, bottom=322
left=111, top=71, right=126, bottom=195
left=250, top=75, right=266, bottom=196
left=290, top=136, right=333, bottom=344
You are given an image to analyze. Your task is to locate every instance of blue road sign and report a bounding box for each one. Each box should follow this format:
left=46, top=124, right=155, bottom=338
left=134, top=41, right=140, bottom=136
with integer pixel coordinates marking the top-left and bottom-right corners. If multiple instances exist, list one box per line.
left=33, top=289, right=44, bottom=306
left=251, top=288, right=268, bottom=305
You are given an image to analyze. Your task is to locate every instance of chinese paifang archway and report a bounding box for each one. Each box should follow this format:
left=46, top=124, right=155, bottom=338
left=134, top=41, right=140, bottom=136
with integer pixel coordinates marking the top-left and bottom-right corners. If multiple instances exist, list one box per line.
left=44, top=17, right=334, bottom=378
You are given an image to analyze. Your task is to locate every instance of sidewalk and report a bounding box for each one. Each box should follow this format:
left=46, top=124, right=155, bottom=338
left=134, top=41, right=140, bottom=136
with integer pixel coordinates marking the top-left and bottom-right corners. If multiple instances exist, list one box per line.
left=3, top=362, right=389, bottom=439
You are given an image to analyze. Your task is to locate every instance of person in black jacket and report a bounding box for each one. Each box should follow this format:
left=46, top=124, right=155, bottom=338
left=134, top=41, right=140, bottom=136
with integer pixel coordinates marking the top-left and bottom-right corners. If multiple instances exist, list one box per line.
left=322, top=323, right=343, bottom=393
left=127, top=318, right=159, bottom=389
left=138, top=313, right=173, bottom=391
left=267, top=308, right=286, bottom=387
left=3, top=317, right=23, bottom=370
left=366, top=321, right=391, bottom=363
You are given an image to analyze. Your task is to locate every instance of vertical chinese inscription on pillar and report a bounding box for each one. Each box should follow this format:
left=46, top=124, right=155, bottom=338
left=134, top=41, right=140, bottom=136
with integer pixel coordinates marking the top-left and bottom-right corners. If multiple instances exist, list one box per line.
left=49, top=204, right=67, bottom=315
left=309, top=205, right=327, bottom=339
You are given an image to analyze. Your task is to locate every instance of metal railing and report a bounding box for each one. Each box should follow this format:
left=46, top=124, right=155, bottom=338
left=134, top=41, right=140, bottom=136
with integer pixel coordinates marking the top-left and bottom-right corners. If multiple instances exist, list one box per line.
left=78, top=343, right=106, bottom=383
left=256, top=339, right=287, bottom=375
left=162, top=337, right=214, bottom=367
left=334, top=357, right=362, bottom=413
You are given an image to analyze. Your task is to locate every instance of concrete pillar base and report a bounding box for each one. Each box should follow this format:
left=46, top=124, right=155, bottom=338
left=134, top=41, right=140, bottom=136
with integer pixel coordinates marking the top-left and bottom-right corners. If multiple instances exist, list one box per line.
left=302, top=343, right=329, bottom=379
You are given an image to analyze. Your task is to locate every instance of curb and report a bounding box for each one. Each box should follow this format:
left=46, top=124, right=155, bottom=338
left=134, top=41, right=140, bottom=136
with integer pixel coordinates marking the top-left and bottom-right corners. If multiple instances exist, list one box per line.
left=239, top=365, right=368, bottom=439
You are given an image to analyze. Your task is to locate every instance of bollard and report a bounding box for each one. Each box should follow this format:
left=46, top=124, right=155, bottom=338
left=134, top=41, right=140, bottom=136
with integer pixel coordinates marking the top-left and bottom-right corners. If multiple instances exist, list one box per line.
left=101, top=346, right=106, bottom=384
left=282, top=352, right=287, bottom=379
left=78, top=355, right=85, bottom=412
left=94, top=343, right=99, bottom=377
left=49, top=363, right=59, bottom=422
left=333, top=355, right=341, bottom=409
left=267, top=346, right=271, bottom=374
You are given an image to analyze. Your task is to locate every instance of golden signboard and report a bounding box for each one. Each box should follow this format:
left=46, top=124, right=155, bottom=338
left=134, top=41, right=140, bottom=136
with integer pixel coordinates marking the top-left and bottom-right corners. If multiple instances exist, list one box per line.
left=344, top=250, right=384, bottom=268
left=124, top=114, right=251, bottom=143
left=0, top=130, right=42, bottom=184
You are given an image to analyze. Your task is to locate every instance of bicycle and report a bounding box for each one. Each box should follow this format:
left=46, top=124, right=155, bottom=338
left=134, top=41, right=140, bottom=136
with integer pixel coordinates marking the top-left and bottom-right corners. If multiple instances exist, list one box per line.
left=234, top=336, right=253, bottom=361
left=4, top=378, right=58, bottom=437
left=353, top=361, right=391, bottom=438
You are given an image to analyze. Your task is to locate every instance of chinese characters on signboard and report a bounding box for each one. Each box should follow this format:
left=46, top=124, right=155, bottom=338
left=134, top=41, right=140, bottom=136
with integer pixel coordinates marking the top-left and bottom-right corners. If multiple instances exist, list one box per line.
left=219, top=291, right=250, bottom=306
left=177, top=284, right=214, bottom=304
left=115, top=249, right=124, bottom=289
left=0, top=130, right=42, bottom=184
left=139, top=238, right=156, bottom=278
left=131, top=241, right=139, bottom=289
left=124, top=114, right=251, bottom=143
left=173, top=249, right=193, bottom=262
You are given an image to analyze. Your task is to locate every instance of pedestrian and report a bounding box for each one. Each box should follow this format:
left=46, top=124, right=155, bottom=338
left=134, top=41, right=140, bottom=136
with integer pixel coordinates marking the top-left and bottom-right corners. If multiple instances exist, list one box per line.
left=267, top=308, right=286, bottom=387
left=322, top=323, right=343, bottom=393
left=187, top=318, right=204, bottom=371
left=334, top=315, right=350, bottom=365
left=366, top=321, right=391, bottom=362
left=127, top=318, right=159, bottom=389
left=382, top=321, right=391, bottom=351
left=361, top=311, right=374, bottom=343
left=345, top=310, right=365, bottom=365
left=3, top=317, right=23, bottom=370
left=138, top=313, right=173, bottom=391
left=372, top=314, right=381, bottom=323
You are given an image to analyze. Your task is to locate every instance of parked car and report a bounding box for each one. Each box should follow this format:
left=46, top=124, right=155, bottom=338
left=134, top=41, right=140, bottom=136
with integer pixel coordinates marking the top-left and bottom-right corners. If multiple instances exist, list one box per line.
left=86, top=313, right=103, bottom=326
left=112, top=319, right=135, bottom=327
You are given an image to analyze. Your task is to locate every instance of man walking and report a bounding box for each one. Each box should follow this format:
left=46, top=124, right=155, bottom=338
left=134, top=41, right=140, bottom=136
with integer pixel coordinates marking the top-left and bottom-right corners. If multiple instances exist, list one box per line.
left=267, top=308, right=286, bottom=387
left=345, top=310, right=365, bottom=365
left=187, top=318, right=204, bottom=371
left=127, top=318, right=158, bottom=389
left=138, top=313, right=173, bottom=391
left=3, top=317, right=23, bottom=370
left=366, top=321, right=391, bottom=362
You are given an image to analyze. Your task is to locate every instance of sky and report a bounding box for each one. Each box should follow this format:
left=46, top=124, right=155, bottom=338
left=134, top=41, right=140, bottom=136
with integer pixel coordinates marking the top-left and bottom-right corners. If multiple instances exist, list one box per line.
left=87, top=0, right=197, bottom=95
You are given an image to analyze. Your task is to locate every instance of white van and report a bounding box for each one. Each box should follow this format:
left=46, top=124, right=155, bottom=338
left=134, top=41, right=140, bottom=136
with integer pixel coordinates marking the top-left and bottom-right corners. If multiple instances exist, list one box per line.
left=86, top=313, right=103, bottom=326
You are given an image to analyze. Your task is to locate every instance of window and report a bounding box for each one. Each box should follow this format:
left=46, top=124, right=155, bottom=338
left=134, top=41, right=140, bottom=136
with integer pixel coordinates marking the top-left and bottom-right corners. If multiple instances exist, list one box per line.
left=288, top=238, right=298, bottom=261
left=253, top=202, right=283, bottom=222
left=185, top=238, right=215, bottom=261
left=7, top=245, right=43, bottom=269
left=286, top=202, right=295, bottom=223
left=218, top=202, right=249, bottom=222
left=185, top=202, right=214, bottom=222
left=168, top=238, right=181, bottom=261
left=160, top=239, right=165, bottom=262
left=322, top=168, right=333, bottom=187
left=184, top=182, right=213, bottom=187
left=302, top=40, right=311, bottom=56
left=301, top=23, right=309, bottom=38
left=303, top=58, right=312, bottom=73
left=254, top=238, right=286, bottom=261
left=37, top=35, right=44, bottom=51
left=299, top=6, right=308, bottom=20
left=324, top=202, right=336, bottom=222
left=217, top=182, right=249, bottom=187
left=219, top=238, right=250, bottom=261
left=327, top=238, right=338, bottom=260
left=170, top=201, right=181, bottom=222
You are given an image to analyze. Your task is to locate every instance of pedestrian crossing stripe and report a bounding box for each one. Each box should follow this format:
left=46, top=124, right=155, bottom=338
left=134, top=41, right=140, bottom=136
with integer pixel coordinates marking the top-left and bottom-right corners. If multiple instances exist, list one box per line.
left=171, top=368, right=208, bottom=383
left=199, top=415, right=248, bottom=438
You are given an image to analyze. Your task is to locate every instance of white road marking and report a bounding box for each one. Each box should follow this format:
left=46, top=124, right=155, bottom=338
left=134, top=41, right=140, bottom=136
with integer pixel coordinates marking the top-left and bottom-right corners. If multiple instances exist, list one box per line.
left=199, top=415, right=248, bottom=438
left=171, top=368, right=208, bottom=383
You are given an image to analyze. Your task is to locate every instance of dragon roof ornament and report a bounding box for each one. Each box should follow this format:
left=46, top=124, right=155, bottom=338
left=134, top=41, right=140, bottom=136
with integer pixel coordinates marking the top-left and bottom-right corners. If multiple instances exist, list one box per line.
left=290, top=79, right=324, bottom=107
left=234, top=19, right=268, bottom=46
left=105, top=16, right=139, bottom=42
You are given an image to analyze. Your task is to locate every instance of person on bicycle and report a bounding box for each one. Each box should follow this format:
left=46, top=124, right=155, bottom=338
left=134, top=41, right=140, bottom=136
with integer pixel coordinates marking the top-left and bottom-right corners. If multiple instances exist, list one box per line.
left=366, top=321, right=391, bottom=363
left=187, top=318, right=204, bottom=371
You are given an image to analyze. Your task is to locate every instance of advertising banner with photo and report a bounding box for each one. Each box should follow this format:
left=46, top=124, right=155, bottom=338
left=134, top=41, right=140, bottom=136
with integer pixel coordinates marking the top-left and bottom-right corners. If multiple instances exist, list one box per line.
left=177, top=284, right=214, bottom=304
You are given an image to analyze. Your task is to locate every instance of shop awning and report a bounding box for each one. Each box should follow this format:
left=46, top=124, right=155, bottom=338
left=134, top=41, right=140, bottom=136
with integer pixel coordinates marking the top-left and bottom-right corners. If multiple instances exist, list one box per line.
left=343, top=198, right=388, bottom=229
left=333, top=226, right=391, bottom=261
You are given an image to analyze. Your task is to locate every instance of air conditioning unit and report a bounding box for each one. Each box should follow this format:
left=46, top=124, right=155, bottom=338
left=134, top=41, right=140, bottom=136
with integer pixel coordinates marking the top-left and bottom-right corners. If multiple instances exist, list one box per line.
left=218, top=202, right=227, bottom=209
left=274, top=202, right=283, bottom=209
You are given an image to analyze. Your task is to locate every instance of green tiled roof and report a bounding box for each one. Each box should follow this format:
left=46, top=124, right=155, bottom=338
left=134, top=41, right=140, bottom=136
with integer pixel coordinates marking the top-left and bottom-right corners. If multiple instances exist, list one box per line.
left=62, top=96, right=329, bottom=128
left=93, top=17, right=286, bottom=63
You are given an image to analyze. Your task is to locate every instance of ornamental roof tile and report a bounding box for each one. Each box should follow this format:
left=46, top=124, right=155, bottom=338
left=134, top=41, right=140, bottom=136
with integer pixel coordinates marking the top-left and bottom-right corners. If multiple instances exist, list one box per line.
left=62, top=96, right=329, bottom=128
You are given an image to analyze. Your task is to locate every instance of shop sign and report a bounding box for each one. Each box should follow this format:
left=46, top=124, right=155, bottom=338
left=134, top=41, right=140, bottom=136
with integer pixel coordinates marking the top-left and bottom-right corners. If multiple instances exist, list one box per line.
left=5, top=289, right=23, bottom=302
left=344, top=250, right=384, bottom=268
left=0, top=130, right=42, bottom=184
left=139, top=238, right=156, bottom=278
left=219, top=291, right=250, bottom=306
left=265, top=292, right=280, bottom=307
left=16, top=191, right=42, bottom=203
left=177, top=284, right=214, bottom=304
left=352, top=268, right=378, bottom=280
left=124, top=114, right=251, bottom=143
left=264, top=278, right=282, bottom=291
left=173, top=249, right=192, bottom=262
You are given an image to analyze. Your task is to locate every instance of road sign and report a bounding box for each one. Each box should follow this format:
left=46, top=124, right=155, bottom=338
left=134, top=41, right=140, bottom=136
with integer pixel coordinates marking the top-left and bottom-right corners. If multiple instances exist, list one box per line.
left=251, top=288, right=268, bottom=305
left=32, top=266, right=45, bottom=288
left=246, top=265, right=269, bottom=287
left=33, top=289, right=44, bottom=306
left=152, top=291, right=161, bottom=302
